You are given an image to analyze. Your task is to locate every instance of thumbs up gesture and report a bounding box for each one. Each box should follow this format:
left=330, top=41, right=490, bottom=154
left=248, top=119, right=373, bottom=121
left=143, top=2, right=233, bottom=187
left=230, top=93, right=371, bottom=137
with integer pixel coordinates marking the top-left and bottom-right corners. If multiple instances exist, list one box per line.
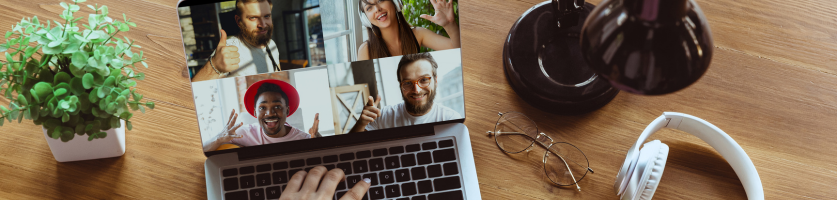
left=358, top=95, right=382, bottom=128
left=211, top=29, right=241, bottom=73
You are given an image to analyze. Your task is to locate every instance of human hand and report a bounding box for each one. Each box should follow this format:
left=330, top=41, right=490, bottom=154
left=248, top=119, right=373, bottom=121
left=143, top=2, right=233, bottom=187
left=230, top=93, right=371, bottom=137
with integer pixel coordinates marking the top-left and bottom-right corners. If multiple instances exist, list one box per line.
left=309, top=113, right=321, bottom=138
left=357, top=95, right=382, bottom=128
left=420, top=0, right=457, bottom=28
left=211, top=29, right=241, bottom=73
left=216, top=109, right=244, bottom=144
left=281, top=166, right=371, bottom=200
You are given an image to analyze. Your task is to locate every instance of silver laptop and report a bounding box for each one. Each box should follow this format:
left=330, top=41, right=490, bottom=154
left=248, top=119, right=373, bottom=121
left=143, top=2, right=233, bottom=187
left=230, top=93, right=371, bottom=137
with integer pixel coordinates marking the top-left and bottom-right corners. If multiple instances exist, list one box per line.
left=175, top=0, right=479, bottom=199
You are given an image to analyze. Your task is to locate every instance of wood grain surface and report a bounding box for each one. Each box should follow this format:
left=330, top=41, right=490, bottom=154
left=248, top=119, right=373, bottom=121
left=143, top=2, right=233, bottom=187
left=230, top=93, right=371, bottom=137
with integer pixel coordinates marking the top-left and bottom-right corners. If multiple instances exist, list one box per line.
left=0, top=0, right=835, bottom=199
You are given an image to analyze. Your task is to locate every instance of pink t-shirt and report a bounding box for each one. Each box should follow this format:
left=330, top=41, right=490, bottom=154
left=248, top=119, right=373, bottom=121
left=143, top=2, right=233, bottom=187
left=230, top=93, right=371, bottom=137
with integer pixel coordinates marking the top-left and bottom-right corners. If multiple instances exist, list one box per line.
left=229, top=122, right=311, bottom=147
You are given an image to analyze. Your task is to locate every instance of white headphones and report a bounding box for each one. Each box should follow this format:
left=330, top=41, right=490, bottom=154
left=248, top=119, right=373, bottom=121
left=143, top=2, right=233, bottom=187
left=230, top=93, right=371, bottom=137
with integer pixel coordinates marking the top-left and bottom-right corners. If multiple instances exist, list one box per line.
left=615, top=112, right=764, bottom=200
left=358, top=0, right=403, bottom=28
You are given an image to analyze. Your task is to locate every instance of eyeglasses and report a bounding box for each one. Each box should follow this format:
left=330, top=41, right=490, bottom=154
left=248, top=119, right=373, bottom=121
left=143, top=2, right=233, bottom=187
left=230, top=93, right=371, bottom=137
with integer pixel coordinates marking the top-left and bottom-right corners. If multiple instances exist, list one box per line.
left=400, top=76, right=433, bottom=91
left=487, top=112, right=593, bottom=190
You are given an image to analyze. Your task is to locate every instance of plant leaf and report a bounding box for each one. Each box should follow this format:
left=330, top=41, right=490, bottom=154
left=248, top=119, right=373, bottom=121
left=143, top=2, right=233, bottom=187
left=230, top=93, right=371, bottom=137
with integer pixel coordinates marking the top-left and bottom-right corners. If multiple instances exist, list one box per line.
left=70, top=78, right=85, bottom=96
left=82, top=73, right=94, bottom=89
left=33, top=82, right=53, bottom=100
left=53, top=88, right=67, bottom=98
left=146, top=101, right=155, bottom=109
left=138, top=105, right=145, bottom=113
left=126, top=121, right=132, bottom=131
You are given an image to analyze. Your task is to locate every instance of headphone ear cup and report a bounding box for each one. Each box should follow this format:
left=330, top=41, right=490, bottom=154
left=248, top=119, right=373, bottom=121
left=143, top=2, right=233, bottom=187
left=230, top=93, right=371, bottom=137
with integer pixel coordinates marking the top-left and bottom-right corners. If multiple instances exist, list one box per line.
left=394, top=0, right=403, bottom=12
left=637, top=141, right=669, bottom=200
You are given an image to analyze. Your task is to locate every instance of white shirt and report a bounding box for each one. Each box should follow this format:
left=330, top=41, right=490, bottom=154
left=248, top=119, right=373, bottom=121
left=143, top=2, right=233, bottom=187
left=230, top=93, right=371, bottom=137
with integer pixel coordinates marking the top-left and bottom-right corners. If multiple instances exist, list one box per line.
left=212, top=36, right=280, bottom=77
left=229, top=122, right=311, bottom=147
left=365, top=102, right=462, bottom=131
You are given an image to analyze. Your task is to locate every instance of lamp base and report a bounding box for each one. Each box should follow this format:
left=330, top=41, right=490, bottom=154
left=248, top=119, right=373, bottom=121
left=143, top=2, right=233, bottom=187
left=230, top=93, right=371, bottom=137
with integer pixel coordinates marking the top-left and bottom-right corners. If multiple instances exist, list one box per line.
left=503, top=1, right=618, bottom=115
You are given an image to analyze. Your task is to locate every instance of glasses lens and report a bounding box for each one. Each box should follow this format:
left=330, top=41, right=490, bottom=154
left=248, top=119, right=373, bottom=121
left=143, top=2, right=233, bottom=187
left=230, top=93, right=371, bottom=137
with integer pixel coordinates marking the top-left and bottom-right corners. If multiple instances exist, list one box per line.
left=544, top=142, right=590, bottom=186
left=493, top=112, right=538, bottom=153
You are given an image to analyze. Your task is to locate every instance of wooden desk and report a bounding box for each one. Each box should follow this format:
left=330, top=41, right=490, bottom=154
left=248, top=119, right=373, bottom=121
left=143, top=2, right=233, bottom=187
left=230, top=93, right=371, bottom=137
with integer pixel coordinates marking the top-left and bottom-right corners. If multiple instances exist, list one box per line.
left=0, top=0, right=834, bottom=199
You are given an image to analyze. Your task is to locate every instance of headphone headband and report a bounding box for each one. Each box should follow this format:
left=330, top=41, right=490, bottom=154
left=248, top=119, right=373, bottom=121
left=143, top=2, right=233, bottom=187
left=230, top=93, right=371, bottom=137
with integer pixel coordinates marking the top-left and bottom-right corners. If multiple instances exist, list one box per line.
left=615, top=112, right=764, bottom=200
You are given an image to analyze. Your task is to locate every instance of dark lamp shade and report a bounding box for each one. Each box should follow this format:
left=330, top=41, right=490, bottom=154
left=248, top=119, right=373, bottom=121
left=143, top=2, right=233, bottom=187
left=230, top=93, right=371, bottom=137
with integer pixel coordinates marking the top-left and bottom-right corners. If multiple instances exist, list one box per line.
left=580, top=0, right=713, bottom=95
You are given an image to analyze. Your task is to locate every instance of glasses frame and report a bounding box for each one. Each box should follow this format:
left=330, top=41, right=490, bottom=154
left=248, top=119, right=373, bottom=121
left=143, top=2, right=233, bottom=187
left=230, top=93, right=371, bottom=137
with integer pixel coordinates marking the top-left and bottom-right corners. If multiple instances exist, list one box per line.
left=488, top=112, right=594, bottom=190
left=400, top=76, right=433, bottom=91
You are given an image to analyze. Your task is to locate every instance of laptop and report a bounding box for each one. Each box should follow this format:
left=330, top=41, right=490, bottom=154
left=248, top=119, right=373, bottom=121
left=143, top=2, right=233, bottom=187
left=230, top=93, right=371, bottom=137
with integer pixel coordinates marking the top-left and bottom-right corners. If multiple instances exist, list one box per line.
left=175, top=0, right=480, bottom=199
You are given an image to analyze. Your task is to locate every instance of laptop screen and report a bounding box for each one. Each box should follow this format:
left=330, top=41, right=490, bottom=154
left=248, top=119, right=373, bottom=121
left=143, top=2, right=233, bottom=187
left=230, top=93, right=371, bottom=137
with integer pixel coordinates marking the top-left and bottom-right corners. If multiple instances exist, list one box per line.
left=176, top=0, right=464, bottom=153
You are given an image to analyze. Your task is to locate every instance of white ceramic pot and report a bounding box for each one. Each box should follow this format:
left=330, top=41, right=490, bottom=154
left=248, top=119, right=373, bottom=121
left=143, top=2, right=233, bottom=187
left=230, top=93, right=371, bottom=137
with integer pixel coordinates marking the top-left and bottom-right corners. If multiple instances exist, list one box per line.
left=42, top=120, right=126, bottom=162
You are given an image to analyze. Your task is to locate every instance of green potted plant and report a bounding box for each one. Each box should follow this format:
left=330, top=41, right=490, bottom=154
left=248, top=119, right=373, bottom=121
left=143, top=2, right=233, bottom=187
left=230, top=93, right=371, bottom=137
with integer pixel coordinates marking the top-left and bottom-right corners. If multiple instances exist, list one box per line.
left=0, top=0, right=154, bottom=162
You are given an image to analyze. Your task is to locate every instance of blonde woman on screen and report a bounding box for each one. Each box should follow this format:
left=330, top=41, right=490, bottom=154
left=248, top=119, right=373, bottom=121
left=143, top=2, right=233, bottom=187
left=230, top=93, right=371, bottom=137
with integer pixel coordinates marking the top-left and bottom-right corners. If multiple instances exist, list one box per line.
left=357, top=0, right=460, bottom=61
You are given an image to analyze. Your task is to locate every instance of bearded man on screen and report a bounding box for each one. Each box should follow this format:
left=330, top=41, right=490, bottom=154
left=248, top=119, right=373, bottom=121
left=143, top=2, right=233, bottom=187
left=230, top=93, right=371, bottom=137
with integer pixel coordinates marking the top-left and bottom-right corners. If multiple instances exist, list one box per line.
left=192, top=0, right=281, bottom=82
left=349, top=53, right=461, bottom=133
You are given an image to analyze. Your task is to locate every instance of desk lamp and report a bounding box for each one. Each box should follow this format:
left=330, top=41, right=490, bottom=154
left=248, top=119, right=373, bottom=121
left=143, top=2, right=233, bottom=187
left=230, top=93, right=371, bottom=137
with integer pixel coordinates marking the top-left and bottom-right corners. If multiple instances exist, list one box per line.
left=503, top=0, right=713, bottom=114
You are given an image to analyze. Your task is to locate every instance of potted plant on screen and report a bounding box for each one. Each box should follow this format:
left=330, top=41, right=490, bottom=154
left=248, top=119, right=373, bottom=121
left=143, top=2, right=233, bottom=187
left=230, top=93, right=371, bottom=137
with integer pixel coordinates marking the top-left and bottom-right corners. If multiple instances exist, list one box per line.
left=0, top=0, right=154, bottom=162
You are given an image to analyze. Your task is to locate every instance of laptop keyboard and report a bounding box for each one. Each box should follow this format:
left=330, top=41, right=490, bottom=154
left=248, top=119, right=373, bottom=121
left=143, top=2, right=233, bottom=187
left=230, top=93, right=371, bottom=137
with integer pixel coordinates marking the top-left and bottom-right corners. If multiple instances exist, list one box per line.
left=220, top=138, right=464, bottom=200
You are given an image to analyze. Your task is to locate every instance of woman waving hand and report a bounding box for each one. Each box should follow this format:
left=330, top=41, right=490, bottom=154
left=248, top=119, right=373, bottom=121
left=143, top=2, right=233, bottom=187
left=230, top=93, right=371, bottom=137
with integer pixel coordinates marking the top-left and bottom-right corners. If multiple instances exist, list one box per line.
left=357, top=0, right=460, bottom=60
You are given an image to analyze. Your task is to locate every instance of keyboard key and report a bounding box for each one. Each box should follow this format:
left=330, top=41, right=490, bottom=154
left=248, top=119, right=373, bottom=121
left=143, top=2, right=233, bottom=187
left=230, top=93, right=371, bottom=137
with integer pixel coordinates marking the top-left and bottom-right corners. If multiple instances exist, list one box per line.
left=379, top=171, right=395, bottom=184
left=222, top=168, right=238, bottom=177
left=274, top=161, right=289, bottom=170
left=439, top=139, right=454, bottom=148
left=347, top=175, right=362, bottom=187
left=250, top=188, right=265, bottom=200
left=223, top=177, right=239, bottom=191
left=443, top=162, right=459, bottom=175
left=401, top=182, right=417, bottom=196
left=411, top=166, right=427, bottom=180
left=428, top=190, right=462, bottom=200
left=266, top=186, right=282, bottom=199
left=417, top=152, right=432, bottom=165
left=256, top=164, right=271, bottom=172
left=433, top=177, right=461, bottom=191
left=369, top=186, right=385, bottom=200
left=336, top=191, right=347, bottom=200
left=240, top=175, right=255, bottom=189
left=334, top=191, right=344, bottom=200
left=324, top=155, right=339, bottom=163
left=385, top=156, right=401, bottom=169
left=390, top=146, right=405, bottom=154
left=340, top=153, right=355, bottom=161
left=385, top=184, right=401, bottom=198
left=369, top=158, right=385, bottom=172
left=273, top=171, right=288, bottom=184
left=417, top=180, right=433, bottom=194
left=224, top=191, right=248, bottom=200
left=373, top=148, right=388, bottom=157
left=240, top=166, right=255, bottom=175
left=406, top=144, right=421, bottom=152
left=422, top=142, right=437, bottom=150
left=289, top=169, right=303, bottom=177
left=412, top=195, right=427, bottom=200
left=357, top=150, right=372, bottom=159
left=353, top=160, right=369, bottom=173
left=290, top=159, right=305, bottom=168
left=401, top=154, right=417, bottom=167
left=325, top=164, right=336, bottom=171
left=433, top=149, right=456, bottom=163
left=427, top=165, right=442, bottom=178
left=395, top=169, right=411, bottom=182
left=337, top=179, right=347, bottom=190
left=256, top=173, right=271, bottom=186
left=307, top=157, right=322, bottom=166
left=362, top=173, right=379, bottom=185
left=397, top=198, right=409, bottom=200
left=337, top=162, right=353, bottom=174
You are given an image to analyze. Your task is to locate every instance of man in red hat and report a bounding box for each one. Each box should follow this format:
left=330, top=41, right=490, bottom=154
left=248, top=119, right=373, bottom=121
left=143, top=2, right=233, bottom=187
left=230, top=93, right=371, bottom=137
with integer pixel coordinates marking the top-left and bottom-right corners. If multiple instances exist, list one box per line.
left=203, top=79, right=319, bottom=151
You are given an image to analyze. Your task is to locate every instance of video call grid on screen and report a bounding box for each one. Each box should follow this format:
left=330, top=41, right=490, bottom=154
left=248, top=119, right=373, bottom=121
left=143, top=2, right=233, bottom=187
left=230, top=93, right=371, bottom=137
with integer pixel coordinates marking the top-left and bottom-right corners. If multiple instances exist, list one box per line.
left=178, top=0, right=464, bottom=152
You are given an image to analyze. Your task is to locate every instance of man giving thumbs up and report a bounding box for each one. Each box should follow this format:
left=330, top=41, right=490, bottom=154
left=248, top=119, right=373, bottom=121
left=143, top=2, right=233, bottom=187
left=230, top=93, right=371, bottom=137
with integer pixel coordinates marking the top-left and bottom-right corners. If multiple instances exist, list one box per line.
left=349, top=53, right=461, bottom=133
left=192, top=0, right=280, bottom=82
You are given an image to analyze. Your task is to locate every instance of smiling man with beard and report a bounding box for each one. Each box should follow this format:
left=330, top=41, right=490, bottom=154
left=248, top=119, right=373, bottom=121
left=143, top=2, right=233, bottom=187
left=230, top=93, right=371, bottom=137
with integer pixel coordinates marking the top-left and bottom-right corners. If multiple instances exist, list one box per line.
left=203, top=79, right=320, bottom=152
left=349, top=53, right=461, bottom=133
left=192, top=0, right=281, bottom=82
